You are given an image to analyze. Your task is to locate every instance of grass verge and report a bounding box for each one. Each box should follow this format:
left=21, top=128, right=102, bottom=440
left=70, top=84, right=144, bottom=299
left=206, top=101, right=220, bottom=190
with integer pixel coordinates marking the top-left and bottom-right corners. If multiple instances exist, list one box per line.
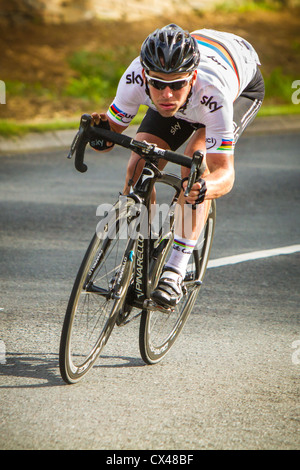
left=0, top=104, right=299, bottom=138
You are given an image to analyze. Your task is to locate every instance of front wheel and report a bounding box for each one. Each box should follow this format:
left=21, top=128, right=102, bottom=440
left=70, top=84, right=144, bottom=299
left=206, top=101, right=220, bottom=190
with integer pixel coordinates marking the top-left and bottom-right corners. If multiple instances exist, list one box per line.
left=59, top=198, right=137, bottom=383
left=139, top=200, right=216, bottom=364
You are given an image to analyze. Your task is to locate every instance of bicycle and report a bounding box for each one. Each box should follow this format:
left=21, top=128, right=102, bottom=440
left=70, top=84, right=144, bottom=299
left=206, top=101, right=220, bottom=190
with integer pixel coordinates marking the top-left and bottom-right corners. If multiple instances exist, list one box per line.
left=59, top=114, right=216, bottom=384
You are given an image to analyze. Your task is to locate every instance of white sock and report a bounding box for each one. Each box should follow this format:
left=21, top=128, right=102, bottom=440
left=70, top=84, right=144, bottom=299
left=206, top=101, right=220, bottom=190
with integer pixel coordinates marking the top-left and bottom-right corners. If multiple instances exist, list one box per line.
left=165, top=235, right=197, bottom=278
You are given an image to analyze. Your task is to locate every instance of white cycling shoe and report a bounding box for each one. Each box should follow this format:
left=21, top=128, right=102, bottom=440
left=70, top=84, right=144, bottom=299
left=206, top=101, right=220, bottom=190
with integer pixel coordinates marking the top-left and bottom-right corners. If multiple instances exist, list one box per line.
left=151, top=268, right=183, bottom=308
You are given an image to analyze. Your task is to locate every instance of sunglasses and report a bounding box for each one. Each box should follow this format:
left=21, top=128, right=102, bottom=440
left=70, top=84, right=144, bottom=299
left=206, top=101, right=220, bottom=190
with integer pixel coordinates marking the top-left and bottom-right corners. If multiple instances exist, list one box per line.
left=145, top=71, right=193, bottom=91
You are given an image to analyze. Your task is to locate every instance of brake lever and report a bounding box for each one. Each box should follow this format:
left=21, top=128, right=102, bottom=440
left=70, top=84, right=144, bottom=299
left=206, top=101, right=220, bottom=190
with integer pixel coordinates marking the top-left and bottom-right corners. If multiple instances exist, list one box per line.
left=67, top=114, right=92, bottom=160
left=184, top=150, right=206, bottom=197
left=67, top=128, right=81, bottom=159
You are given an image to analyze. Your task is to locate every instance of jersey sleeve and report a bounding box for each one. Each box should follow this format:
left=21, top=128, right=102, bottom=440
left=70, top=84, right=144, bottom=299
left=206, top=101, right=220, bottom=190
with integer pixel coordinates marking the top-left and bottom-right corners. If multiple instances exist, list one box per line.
left=107, top=57, right=146, bottom=127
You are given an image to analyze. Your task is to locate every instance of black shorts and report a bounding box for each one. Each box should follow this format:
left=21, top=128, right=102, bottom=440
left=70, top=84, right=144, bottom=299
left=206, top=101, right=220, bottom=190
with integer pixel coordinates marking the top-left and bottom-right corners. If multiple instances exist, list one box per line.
left=137, top=67, right=265, bottom=151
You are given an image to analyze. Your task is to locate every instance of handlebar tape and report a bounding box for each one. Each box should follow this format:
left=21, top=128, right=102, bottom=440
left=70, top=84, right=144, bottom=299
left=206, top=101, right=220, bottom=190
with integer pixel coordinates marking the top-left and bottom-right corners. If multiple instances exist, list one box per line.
left=88, top=126, right=132, bottom=149
left=162, top=150, right=193, bottom=169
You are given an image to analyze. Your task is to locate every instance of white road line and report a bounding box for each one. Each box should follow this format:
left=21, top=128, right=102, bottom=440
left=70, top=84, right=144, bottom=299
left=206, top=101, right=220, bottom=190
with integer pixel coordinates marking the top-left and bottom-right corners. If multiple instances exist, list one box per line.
left=208, top=244, right=300, bottom=268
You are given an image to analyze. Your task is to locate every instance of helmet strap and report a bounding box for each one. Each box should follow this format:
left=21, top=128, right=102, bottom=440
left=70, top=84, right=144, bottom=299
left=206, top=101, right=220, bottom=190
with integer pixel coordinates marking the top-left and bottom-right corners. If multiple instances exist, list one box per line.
left=178, top=83, right=193, bottom=114
left=145, top=80, right=151, bottom=99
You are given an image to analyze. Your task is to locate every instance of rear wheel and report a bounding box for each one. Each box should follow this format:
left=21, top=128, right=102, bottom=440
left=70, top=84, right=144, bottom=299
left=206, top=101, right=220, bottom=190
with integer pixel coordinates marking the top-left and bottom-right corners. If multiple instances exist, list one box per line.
left=59, top=198, right=137, bottom=383
left=139, top=200, right=216, bottom=364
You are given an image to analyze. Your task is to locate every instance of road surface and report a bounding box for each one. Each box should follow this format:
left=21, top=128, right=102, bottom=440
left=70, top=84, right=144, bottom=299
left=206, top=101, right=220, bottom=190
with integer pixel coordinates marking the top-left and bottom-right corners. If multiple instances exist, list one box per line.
left=0, top=131, right=299, bottom=450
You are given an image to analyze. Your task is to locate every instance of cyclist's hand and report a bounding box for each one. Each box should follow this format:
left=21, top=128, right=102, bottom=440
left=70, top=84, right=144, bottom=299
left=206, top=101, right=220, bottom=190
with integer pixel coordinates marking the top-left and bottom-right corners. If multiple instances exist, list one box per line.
left=89, top=113, right=114, bottom=151
left=182, top=178, right=207, bottom=205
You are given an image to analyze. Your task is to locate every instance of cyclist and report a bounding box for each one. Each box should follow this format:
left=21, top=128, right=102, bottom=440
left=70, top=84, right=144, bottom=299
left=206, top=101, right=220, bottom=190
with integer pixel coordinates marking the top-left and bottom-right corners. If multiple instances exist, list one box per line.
left=90, top=23, right=264, bottom=309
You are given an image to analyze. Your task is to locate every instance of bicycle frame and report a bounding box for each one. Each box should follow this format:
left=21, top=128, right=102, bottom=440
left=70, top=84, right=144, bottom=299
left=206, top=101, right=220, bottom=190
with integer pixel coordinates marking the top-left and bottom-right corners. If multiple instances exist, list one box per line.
left=117, top=160, right=182, bottom=309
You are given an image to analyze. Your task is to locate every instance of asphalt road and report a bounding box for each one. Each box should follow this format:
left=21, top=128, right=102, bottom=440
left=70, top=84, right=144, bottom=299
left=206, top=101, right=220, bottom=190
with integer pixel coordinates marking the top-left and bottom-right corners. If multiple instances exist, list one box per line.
left=0, top=131, right=299, bottom=451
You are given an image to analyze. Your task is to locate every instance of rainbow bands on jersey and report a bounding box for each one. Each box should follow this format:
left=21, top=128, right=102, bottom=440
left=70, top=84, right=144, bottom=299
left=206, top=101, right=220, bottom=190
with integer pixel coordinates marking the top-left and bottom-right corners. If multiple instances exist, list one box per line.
left=108, top=103, right=125, bottom=123
left=108, top=103, right=135, bottom=125
left=217, top=138, right=234, bottom=152
left=192, top=33, right=240, bottom=94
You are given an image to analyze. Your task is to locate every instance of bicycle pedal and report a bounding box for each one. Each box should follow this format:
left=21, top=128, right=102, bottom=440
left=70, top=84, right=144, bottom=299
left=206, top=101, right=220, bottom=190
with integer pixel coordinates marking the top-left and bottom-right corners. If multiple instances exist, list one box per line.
left=143, top=299, right=174, bottom=314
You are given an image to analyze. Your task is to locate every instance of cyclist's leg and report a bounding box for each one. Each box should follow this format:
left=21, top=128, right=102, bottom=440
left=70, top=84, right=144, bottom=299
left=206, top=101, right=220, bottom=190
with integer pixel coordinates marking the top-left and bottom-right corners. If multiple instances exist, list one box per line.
left=155, top=127, right=211, bottom=304
left=176, top=126, right=211, bottom=241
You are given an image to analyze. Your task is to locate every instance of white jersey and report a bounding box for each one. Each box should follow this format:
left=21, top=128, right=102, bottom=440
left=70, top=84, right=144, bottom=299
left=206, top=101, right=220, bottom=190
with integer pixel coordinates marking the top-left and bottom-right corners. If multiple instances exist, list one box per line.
left=107, top=29, right=261, bottom=155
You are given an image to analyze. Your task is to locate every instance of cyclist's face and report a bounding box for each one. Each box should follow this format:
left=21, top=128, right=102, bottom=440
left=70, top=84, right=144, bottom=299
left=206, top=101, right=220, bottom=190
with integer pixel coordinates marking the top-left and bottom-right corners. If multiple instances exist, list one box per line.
left=143, top=70, right=197, bottom=118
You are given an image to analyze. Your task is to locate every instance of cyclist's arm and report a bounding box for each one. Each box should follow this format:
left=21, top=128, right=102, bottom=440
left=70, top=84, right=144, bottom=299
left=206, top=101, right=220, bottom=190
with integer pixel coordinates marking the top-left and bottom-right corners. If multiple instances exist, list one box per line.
left=204, top=152, right=235, bottom=199
left=181, top=101, right=235, bottom=204
left=109, top=119, right=128, bottom=134
left=90, top=57, right=147, bottom=149
left=192, top=90, right=235, bottom=200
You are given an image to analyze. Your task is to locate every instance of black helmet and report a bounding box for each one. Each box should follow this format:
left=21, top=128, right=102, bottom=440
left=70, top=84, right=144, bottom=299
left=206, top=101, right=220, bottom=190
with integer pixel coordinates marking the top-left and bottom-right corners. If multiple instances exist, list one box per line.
left=140, top=24, right=200, bottom=74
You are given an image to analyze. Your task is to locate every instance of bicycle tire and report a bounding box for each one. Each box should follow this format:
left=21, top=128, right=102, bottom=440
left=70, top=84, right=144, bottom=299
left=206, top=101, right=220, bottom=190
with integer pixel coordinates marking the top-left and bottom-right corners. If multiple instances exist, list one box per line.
left=139, top=200, right=216, bottom=364
left=59, top=198, right=137, bottom=384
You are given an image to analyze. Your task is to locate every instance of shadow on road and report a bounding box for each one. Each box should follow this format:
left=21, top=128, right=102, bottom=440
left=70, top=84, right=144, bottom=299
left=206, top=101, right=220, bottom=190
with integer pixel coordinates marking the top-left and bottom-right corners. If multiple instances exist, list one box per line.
left=0, top=352, right=145, bottom=388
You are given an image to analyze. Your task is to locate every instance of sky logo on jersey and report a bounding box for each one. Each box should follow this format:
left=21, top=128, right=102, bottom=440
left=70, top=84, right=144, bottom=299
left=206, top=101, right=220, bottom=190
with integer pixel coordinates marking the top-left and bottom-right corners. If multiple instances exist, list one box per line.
left=108, top=103, right=135, bottom=124
left=200, top=95, right=223, bottom=113
left=217, top=139, right=234, bottom=152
